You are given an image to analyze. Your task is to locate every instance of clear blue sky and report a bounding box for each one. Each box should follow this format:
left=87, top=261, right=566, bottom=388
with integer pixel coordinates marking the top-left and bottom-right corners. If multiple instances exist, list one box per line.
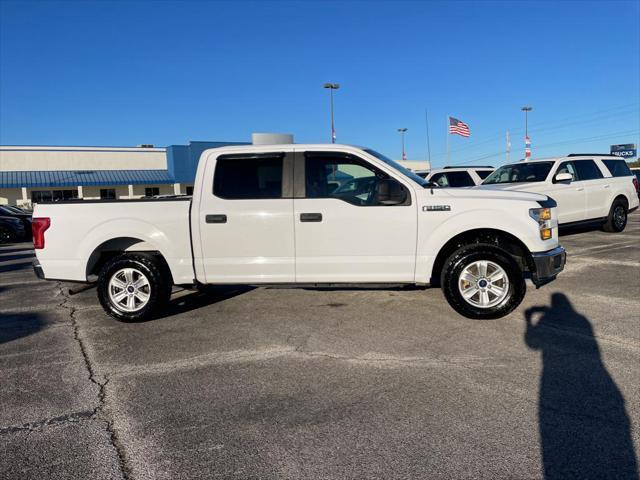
left=1, top=0, right=638, bottom=167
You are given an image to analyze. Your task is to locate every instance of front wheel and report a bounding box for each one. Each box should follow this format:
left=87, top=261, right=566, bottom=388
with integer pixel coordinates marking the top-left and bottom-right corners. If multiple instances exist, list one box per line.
left=97, top=253, right=172, bottom=322
left=440, top=245, right=526, bottom=320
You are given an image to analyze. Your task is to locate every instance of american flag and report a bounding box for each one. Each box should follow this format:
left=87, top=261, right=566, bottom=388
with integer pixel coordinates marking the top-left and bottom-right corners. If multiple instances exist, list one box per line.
left=449, top=117, right=470, bottom=137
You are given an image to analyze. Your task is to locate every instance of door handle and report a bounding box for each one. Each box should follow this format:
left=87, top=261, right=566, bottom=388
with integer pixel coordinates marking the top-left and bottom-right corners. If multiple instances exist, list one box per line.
left=604, top=184, right=610, bottom=189
left=206, top=214, right=227, bottom=224
left=576, top=188, right=584, bottom=191
left=300, top=213, right=322, bottom=222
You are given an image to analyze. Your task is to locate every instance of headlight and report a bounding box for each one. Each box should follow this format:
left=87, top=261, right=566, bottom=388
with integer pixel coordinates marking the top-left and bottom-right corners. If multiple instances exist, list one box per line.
left=529, top=207, right=553, bottom=240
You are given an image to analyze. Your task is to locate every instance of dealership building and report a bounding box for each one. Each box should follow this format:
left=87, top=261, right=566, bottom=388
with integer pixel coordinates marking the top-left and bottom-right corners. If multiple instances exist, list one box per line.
left=0, top=138, right=430, bottom=207
left=0, top=141, right=245, bottom=207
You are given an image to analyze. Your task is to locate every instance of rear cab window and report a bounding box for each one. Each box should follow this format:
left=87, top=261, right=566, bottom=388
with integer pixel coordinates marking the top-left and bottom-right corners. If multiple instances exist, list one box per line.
left=213, top=154, right=284, bottom=199
left=602, top=159, right=633, bottom=177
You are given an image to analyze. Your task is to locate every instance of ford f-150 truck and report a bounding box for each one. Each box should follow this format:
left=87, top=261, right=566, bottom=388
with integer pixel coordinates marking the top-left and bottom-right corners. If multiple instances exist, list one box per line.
left=31, top=144, right=566, bottom=321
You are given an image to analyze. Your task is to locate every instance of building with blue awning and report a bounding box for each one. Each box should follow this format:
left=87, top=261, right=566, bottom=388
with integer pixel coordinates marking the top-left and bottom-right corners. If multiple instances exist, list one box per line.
left=0, top=141, right=246, bottom=207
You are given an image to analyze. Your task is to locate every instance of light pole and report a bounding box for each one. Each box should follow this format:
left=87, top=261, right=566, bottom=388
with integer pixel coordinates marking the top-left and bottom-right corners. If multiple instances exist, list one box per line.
left=398, top=128, right=408, bottom=160
left=521, top=106, right=532, bottom=159
left=324, top=83, right=340, bottom=143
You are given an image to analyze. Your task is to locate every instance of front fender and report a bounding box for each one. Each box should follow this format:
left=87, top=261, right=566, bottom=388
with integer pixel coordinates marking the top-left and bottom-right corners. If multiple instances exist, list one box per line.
left=416, top=207, right=556, bottom=282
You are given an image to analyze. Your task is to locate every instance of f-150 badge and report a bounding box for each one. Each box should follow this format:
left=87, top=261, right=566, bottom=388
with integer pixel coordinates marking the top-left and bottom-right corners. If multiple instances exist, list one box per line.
left=422, top=205, right=451, bottom=212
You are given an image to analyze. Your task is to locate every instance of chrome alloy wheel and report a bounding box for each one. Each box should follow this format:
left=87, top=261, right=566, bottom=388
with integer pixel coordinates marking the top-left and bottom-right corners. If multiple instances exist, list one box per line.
left=613, top=205, right=626, bottom=230
left=458, top=260, right=510, bottom=309
left=108, top=268, right=151, bottom=312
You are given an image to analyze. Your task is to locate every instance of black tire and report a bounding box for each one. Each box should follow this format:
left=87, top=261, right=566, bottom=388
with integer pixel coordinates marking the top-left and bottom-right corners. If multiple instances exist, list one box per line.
left=602, top=199, right=627, bottom=233
left=97, top=252, right=172, bottom=322
left=440, top=245, right=526, bottom=320
left=0, top=225, right=16, bottom=244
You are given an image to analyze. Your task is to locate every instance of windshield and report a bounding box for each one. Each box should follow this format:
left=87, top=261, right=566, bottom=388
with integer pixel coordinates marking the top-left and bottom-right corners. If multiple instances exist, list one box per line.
left=483, top=162, right=554, bottom=185
left=363, top=149, right=429, bottom=187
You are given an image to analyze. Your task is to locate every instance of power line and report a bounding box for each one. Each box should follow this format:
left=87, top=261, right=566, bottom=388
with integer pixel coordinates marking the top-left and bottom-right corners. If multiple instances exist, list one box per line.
left=431, top=102, right=639, bottom=160
left=455, top=128, right=640, bottom=166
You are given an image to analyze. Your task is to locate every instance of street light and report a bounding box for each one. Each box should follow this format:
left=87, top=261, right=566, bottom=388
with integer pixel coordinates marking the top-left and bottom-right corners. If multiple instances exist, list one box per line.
left=324, top=83, right=340, bottom=143
left=397, top=128, right=408, bottom=160
left=521, top=106, right=532, bottom=137
left=521, top=106, right=532, bottom=159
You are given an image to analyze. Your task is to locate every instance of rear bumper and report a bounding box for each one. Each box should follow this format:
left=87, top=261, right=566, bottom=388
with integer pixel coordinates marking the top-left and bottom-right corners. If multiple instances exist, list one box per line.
left=531, top=246, right=566, bottom=287
left=33, top=258, right=45, bottom=279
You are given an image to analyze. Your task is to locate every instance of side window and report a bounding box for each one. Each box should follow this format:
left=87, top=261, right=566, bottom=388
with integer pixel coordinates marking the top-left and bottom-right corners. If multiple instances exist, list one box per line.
left=602, top=159, right=632, bottom=177
left=445, top=171, right=475, bottom=187
left=475, top=170, right=493, bottom=180
left=213, top=155, right=283, bottom=199
left=304, top=154, right=406, bottom=206
left=555, top=161, right=578, bottom=181
left=430, top=173, right=449, bottom=187
left=574, top=160, right=604, bottom=181
left=145, top=187, right=160, bottom=197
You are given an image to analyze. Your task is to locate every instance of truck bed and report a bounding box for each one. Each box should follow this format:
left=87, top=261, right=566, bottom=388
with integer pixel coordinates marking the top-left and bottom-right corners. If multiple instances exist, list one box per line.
left=33, top=197, right=194, bottom=283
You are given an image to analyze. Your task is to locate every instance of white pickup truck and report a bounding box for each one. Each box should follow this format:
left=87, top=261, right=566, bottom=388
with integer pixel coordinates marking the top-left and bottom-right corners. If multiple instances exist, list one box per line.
left=32, top=144, right=566, bottom=321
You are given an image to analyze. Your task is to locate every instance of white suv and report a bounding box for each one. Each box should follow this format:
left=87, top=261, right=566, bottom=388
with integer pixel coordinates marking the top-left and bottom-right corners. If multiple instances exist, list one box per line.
left=426, top=166, right=495, bottom=187
left=478, top=154, right=640, bottom=232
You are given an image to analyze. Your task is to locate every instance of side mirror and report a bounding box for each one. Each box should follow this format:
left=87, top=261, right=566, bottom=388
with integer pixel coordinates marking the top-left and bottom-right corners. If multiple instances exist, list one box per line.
left=376, top=179, right=408, bottom=205
left=554, top=172, right=573, bottom=183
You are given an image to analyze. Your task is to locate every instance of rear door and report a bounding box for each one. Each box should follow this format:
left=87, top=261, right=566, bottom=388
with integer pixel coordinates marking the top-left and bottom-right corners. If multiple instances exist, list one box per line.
left=196, top=151, right=296, bottom=283
left=547, top=161, right=586, bottom=224
left=293, top=150, right=417, bottom=282
left=573, top=159, right=609, bottom=220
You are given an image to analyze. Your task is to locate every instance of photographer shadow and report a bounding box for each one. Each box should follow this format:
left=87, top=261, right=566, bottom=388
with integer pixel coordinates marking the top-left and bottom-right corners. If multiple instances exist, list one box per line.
left=525, top=293, right=638, bottom=479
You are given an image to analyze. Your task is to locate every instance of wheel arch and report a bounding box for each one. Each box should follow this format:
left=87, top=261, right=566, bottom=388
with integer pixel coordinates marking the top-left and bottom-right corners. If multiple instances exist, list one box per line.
left=430, top=228, right=533, bottom=286
left=85, top=237, right=172, bottom=282
left=612, top=193, right=630, bottom=210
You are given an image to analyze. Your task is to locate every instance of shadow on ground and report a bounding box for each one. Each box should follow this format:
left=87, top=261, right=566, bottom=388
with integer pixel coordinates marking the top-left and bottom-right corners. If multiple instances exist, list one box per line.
left=153, top=285, right=255, bottom=320
left=0, top=261, right=33, bottom=274
left=0, top=309, right=48, bottom=345
left=559, top=223, right=605, bottom=237
left=524, top=293, right=638, bottom=479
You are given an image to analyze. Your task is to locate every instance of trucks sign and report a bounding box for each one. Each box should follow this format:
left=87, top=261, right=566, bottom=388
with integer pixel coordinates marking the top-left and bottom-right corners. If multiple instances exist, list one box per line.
left=610, top=144, right=637, bottom=159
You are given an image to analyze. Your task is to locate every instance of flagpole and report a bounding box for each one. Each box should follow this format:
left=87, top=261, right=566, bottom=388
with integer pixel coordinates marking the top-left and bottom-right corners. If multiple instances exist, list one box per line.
left=506, top=129, right=510, bottom=164
left=425, top=108, right=431, bottom=166
left=446, top=115, right=450, bottom=166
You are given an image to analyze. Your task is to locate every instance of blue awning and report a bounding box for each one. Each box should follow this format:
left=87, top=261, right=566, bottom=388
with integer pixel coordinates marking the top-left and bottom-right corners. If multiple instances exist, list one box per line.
left=0, top=170, right=175, bottom=188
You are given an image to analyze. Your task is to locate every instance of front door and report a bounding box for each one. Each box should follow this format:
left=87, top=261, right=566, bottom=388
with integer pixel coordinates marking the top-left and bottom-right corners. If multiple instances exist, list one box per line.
left=547, top=161, right=586, bottom=224
left=197, top=151, right=295, bottom=283
left=293, top=151, right=417, bottom=283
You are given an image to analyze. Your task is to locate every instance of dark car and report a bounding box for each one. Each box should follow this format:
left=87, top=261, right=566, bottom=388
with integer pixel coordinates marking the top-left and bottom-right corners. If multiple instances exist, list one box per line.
left=0, top=216, right=26, bottom=243
left=0, top=205, right=32, bottom=236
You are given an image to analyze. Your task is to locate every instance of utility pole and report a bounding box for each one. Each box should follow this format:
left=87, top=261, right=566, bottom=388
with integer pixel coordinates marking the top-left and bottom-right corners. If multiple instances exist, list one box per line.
left=521, top=106, right=532, bottom=159
left=324, top=83, right=340, bottom=143
left=506, top=129, right=511, bottom=164
left=398, top=128, right=408, bottom=160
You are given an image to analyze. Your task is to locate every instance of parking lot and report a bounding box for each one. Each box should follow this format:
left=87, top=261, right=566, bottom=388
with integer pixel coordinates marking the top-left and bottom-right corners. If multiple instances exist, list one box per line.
left=1, top=214, right=638, bottom=479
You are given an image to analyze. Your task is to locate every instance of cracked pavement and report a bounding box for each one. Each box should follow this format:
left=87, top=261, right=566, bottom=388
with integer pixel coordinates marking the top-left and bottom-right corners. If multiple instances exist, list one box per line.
left=1, top=213, right=639, bottom=479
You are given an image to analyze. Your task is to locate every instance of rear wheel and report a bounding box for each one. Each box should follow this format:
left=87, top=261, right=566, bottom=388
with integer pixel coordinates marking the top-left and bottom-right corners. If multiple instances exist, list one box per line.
left=602, top=199, right=627, bottom=233
left=440, top=245, right=526, bottom=320
left=97, top=253, right=172, bottom=322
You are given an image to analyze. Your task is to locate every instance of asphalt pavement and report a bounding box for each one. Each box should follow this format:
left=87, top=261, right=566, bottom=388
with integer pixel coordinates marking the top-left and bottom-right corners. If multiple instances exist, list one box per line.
left=1, top=213, right=639, bottom=479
